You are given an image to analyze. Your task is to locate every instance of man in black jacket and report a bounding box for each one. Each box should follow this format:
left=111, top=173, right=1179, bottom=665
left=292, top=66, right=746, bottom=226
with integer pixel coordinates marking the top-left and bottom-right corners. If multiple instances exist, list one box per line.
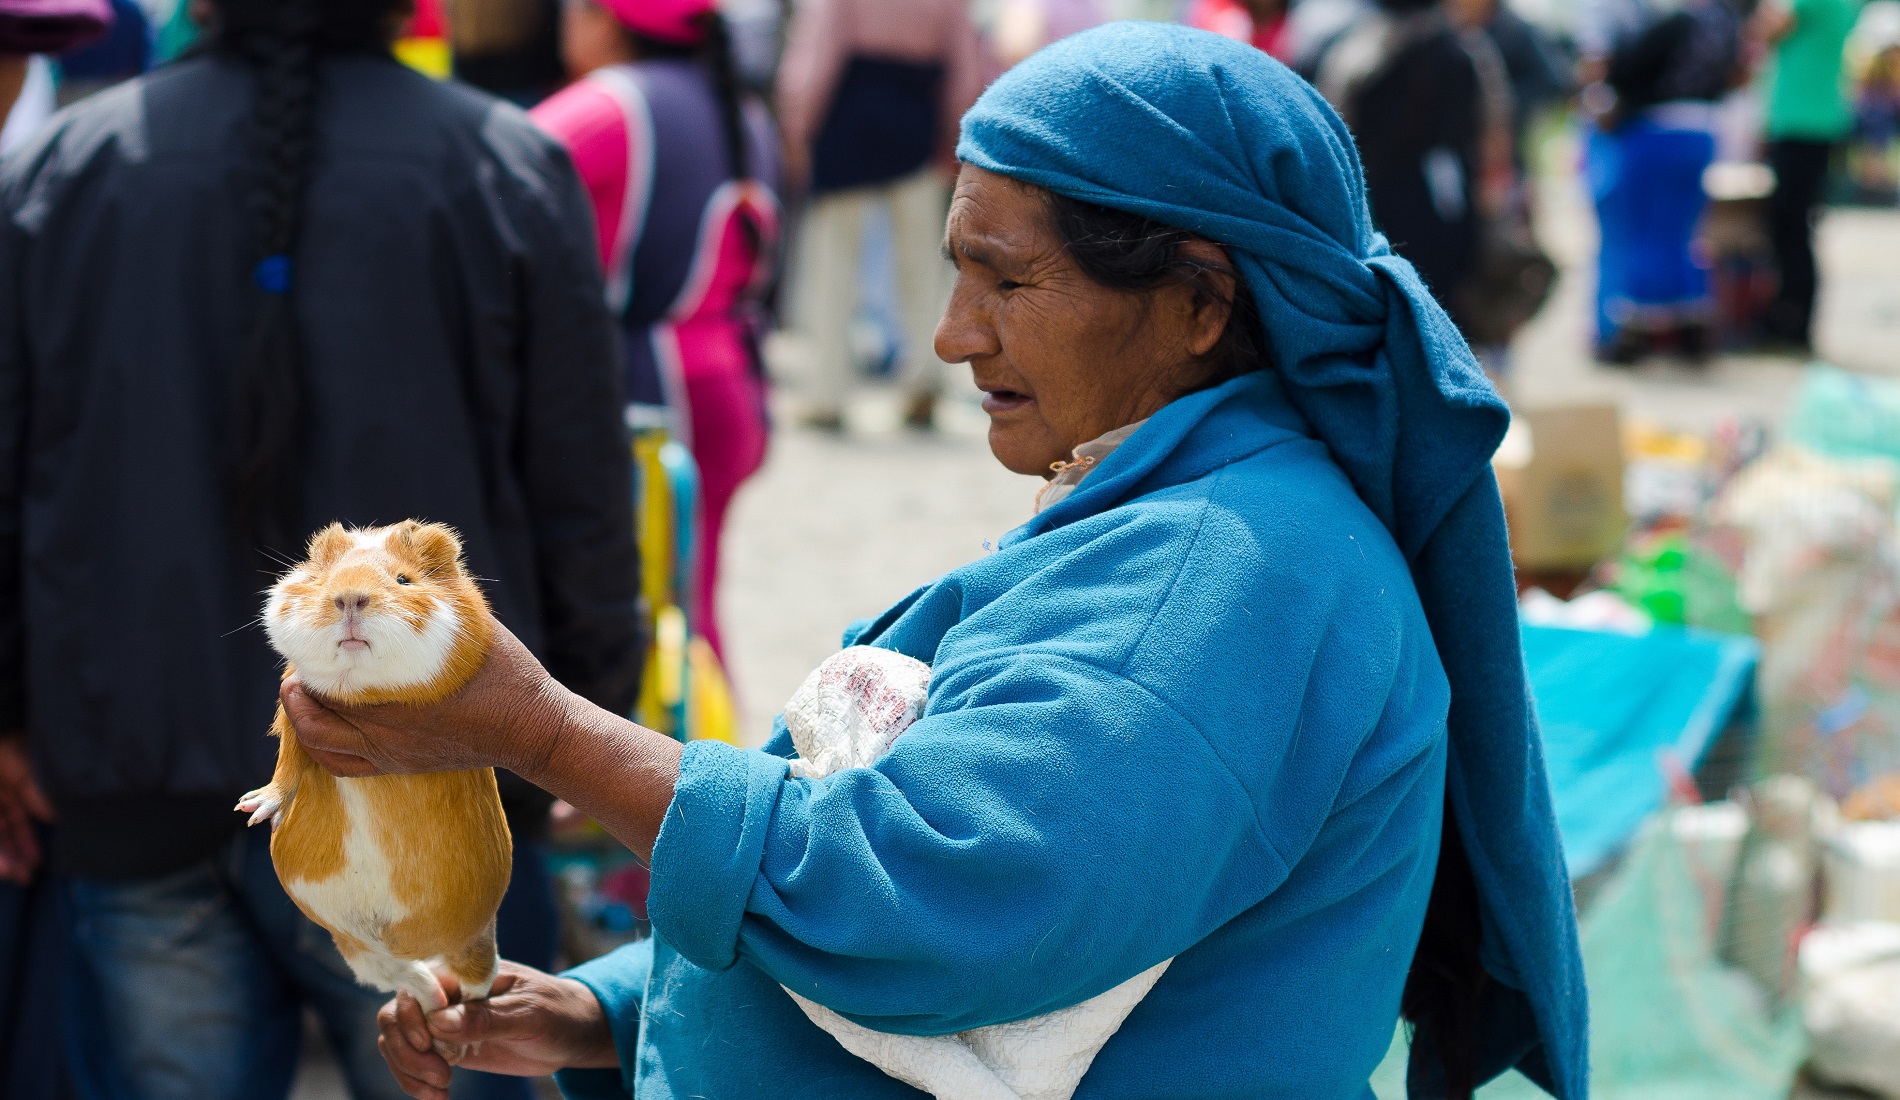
left=0, top=1, right=643, bottom=1095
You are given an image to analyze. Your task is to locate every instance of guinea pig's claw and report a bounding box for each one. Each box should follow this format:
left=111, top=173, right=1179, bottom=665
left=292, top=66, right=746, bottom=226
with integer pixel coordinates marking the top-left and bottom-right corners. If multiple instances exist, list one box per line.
left=235, top=788, right=284, bottom=830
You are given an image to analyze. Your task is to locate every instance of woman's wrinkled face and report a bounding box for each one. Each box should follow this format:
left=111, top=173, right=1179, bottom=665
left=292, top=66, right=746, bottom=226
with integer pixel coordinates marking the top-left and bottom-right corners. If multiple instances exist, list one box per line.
left=935, top=166, right=1231, bottom=478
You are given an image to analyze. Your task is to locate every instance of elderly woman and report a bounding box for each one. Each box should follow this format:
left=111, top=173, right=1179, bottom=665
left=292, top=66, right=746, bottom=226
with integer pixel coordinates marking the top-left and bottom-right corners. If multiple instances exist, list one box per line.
left=286, top=24, right=1585, bottom=1100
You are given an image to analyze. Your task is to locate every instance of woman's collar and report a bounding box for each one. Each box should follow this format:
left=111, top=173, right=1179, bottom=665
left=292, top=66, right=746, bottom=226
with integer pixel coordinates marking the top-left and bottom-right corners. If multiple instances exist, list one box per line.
left=1033, top=418, right=1151, bottom=515
left=1003, top=370, right=1312, bottom=547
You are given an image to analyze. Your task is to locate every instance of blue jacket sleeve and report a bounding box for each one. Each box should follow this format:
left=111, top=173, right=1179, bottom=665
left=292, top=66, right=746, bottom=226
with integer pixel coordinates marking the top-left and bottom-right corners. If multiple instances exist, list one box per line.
left=646, top=652, right=1289, bottom=1036
left=554, top=937, right=654, bottom=1100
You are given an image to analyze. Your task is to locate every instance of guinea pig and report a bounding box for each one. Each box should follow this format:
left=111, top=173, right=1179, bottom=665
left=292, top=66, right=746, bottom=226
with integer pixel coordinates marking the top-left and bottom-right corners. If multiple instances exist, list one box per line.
left=236, top=520, right=512, bottom=1012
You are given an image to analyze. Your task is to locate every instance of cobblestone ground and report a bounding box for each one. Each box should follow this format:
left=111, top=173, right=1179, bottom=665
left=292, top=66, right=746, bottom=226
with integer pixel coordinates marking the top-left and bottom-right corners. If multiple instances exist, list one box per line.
left=293, top=157, right=1900, bottom=1099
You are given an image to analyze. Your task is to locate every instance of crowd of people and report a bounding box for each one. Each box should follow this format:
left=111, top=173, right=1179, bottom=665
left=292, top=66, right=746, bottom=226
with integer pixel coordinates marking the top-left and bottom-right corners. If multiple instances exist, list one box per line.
left=1580, top=0, right=1868, bottom=361
left=0, top=0, right=1880, bottom=1098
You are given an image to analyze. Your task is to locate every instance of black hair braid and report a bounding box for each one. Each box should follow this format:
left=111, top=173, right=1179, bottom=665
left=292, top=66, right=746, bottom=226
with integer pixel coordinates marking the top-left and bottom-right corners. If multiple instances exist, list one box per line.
left=697, top=12, right=751, bottom=182
left=228, top=0, right=320, bottom=554
left=212, top=0, right=403, bottom=553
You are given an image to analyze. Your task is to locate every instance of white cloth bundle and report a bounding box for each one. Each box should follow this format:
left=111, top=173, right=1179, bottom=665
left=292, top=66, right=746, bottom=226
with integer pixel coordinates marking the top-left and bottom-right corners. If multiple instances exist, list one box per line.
left=780, top=646, right=1170, bottom=1100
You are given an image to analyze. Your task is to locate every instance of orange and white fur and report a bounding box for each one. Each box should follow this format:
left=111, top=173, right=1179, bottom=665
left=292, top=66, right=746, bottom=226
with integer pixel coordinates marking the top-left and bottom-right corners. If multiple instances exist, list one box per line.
left=235, top=521, right=512, bottom=1013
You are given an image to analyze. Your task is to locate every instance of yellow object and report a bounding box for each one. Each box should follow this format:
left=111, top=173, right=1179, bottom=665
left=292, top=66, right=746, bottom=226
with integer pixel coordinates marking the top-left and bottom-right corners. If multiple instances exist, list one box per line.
left=653, top=605, right=687, bottom=708
left=394, top=37, right=452, bottom=79
left=633, top=434, right=677, bottom=617
left=1625, top=419, right=1710, bottom=464
left=629, top=428, right=741, bottom=742
left=688, top=637, right=740, bottom=744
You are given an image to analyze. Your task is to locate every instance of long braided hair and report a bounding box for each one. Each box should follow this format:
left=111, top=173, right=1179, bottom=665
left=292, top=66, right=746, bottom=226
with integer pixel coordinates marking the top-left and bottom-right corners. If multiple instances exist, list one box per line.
left=212, top=0, right=405, bottom=553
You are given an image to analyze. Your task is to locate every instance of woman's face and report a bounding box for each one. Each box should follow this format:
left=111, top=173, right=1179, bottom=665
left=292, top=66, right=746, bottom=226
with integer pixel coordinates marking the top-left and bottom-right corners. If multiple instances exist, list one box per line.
left=936, top=166, right=1235, bottom=478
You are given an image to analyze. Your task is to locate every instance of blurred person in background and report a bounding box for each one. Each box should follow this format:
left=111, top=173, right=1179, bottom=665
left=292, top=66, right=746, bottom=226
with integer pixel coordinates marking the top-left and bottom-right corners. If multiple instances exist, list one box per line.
left=1315, top=0, right=1516, bottom=351
left=777, top=0, right=985, bottom=432
left=1587, top=0, right=1747, bottom=363
left=0, top=1, right=643, bottom=1097
left=1755, top=0, right=1863, bottom=352
left=449, top=0, right=567, bottom=106
left=0, top=6, right=114, bottom=1098
left=1188, top=0, right=1294, bottom=62
left=987, top=0, right=1106, bottom=73
left=51, top=0, right=150, bottom=106
left=1455, top=0, right=1573, bottom=165
left=1853, top=39, right=1900, bottom=201
left=0, top=0, right=114, bottom=144
left=533, top=0, right=780, bottom=663
left=1, top=52, right=22, bottom=122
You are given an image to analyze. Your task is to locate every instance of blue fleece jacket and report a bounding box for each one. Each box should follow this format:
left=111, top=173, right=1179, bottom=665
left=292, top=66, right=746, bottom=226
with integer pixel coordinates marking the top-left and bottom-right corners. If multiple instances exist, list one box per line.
left=959, top=24, right=1585, bottom=1096
left=556, top=371, right=1451, bottom=1099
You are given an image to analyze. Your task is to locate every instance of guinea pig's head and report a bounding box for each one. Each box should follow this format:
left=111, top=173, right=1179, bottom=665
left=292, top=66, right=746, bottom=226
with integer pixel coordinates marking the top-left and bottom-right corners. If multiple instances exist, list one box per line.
left=264, top=521, right=494, bottom=702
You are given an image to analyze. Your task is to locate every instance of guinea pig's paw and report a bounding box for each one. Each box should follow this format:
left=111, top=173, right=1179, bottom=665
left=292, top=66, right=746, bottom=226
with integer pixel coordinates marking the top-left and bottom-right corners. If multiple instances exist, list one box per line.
left=234, top=786, right=286, bottom=830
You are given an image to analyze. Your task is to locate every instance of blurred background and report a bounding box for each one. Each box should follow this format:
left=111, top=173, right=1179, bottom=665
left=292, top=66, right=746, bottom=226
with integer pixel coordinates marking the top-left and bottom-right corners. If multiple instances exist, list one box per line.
left=6, top=0, right=1900, bottom=1097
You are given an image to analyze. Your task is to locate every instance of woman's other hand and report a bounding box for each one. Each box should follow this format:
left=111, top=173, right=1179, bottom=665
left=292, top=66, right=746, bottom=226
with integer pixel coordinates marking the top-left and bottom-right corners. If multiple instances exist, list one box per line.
left=280, top=624, right=575, bottom=780
left=377, top=961, right=619, bottom=1099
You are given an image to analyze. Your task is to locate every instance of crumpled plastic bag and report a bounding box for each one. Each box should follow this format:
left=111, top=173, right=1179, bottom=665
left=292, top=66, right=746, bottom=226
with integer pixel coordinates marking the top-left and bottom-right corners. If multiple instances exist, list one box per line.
left=779, top=646, right=1170, bottom=1100
left=1715, top=446, right=1900, bottom=791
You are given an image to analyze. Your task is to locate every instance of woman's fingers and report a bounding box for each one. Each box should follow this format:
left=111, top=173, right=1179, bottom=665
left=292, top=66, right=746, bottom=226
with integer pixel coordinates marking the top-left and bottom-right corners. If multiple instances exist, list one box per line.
left=378, top=993, right=452, bottom=1097
left=281, top=680, right=387, bottom=777
left=377, top=1036, right=450, bottom=1100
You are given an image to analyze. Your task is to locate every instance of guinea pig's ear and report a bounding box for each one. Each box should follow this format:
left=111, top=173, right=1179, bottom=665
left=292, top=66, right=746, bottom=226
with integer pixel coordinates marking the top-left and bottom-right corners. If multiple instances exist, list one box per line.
left=392, top=520, right=465, bottom=578
left=304, top=524, right=352, bottom=568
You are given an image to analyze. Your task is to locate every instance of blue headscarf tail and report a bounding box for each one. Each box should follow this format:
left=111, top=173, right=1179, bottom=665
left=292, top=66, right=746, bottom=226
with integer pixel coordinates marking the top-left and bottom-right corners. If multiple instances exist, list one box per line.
left=959, top=22, right=1506, bottom=557
left=959, top=22, right=1586, bottom=1098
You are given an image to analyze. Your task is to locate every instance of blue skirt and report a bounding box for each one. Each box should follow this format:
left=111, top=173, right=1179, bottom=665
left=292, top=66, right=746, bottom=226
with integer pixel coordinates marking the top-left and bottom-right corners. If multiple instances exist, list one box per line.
left=1588, top=111, right=1718, bottom=344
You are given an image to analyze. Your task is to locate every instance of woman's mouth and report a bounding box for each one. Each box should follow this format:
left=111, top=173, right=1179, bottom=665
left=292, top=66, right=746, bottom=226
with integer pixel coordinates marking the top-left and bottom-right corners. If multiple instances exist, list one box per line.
left=981, top=389, right=1032, bottom=414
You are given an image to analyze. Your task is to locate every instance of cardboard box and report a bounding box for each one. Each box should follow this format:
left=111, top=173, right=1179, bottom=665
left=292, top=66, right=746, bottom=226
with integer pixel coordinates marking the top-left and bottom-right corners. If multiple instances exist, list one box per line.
left=1494, top=403, right=1629, bottom=572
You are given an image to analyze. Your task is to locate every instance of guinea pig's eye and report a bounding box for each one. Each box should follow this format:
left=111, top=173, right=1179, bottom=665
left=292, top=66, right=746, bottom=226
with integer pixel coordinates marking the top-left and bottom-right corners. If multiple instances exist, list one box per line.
left=396, top=574, right=412, bottom=586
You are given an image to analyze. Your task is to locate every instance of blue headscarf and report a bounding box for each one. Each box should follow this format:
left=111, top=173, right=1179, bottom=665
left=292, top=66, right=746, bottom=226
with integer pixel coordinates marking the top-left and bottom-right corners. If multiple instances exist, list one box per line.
left=960, top=22, right=1586, bottom=1098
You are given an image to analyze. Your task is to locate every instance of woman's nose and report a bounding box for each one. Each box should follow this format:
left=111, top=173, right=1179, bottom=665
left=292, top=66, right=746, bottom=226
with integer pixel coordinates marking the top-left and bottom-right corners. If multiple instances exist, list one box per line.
left=333, top=594, right=370, bottom=613
left=934, top=278, right=996, bottom=365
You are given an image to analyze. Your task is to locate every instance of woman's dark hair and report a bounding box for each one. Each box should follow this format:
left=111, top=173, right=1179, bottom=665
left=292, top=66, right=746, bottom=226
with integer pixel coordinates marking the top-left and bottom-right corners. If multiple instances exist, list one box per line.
left=626, top=12, right=751, bottom=183
left=1043, top=193, right=1268, bottom=393
left=212, top=0, right=406, bottom=553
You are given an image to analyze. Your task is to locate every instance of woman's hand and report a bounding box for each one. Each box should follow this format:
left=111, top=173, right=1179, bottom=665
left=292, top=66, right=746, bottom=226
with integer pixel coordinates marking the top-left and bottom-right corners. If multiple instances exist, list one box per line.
left=281, top=624, right=575, bottom=780
left=285, top=620, right=684, bottom=862
left=377, top=962, right=618, bottom=1099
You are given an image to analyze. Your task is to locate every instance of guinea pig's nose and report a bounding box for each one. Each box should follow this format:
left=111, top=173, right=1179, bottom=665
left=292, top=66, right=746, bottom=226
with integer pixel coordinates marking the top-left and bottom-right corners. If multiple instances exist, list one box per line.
left=334, top=594, right=371, bottom=613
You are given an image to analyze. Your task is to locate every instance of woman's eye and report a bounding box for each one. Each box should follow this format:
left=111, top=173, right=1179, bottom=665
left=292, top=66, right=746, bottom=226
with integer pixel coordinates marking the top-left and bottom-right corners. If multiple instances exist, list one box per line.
left=396, top=575, right=412, bottom=586
left=997, top=279, right=1024, bottom=292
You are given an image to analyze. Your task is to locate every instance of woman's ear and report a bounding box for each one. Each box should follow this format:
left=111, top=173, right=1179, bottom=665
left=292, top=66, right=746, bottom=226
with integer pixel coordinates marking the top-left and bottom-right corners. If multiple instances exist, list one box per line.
left=1177, top=239, right=1238, bottom=359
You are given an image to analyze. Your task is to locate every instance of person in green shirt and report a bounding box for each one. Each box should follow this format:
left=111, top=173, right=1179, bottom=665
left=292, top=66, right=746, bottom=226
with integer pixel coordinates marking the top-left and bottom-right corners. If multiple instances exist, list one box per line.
left=1755, top=0, right=1862, bottom=350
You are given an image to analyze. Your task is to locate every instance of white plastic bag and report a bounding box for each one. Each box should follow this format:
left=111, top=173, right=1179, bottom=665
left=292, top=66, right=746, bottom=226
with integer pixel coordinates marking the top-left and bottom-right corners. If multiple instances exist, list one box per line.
left=780, top=646, right=1170, bottom=1100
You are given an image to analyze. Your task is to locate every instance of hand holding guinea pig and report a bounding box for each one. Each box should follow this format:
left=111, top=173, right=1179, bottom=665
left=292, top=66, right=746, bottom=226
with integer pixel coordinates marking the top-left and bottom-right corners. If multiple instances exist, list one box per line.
left=278, top=544, right=685, bottom=867
left=280, top=625, right=576, bottom=781
left=376, top=961, right=618, bottom=1100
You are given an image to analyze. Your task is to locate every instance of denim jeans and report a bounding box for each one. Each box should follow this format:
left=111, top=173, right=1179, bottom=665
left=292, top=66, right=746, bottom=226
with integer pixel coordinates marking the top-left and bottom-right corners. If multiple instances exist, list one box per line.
left=61, top=826, right=403, bottom=1100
